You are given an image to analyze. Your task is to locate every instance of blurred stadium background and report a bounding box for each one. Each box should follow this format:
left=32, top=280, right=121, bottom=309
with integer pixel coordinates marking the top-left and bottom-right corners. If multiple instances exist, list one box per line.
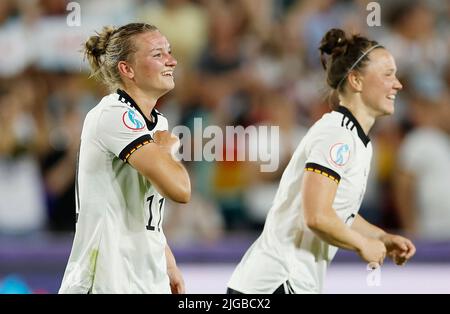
left=0, top=0, right=449, bottom=294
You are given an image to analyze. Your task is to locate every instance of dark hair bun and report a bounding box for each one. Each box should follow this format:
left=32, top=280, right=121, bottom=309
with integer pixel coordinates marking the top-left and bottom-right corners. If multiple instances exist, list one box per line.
left=319, top=28, right=348, bottom=56
left=318, top=27, right=381, bottom=91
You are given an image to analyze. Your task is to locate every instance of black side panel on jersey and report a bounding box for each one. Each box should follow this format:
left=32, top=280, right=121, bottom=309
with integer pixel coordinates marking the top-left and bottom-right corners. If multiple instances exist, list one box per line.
left=119, top=134, right=153, bottom=162
left=305, top=162, right=341, bottom=183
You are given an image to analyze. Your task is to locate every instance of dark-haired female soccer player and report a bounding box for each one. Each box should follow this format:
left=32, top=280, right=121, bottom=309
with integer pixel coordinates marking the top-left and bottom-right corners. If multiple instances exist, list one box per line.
left=227, top=28, right=415, bottom=294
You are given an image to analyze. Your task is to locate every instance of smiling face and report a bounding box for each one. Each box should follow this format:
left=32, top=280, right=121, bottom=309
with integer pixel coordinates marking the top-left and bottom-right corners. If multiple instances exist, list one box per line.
left=129, top=31, right=177, bottom=97
left=358, top=49, right=403, bottom=117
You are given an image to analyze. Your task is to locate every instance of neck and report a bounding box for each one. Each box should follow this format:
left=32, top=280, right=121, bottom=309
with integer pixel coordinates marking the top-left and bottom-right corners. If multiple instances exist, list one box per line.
left=122, top=85, right=159, bottom=120
left=339, top=94, right=376, bottom=135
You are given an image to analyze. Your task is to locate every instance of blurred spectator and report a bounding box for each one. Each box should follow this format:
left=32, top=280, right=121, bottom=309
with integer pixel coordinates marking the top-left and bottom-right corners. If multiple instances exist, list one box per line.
left=368, top=118, right=404, bottom=229
left=139, top=0, right=208, bottom=72
left=40, top=72, right=95, bottom=232
left=394, top=91, right=450, bottom=239
left=243, top=91, right=306, bottom=228
left=75, top=0, right=138, bottom=25
left=164, top=195, right=225, bottom=245
left=0, top=78, right=47, bottom=235
left=39, top=0, right=67, bottom=16
left=195, top=0, right=255, bottom=230
left=0, top=0, right=15, bottom=26
left=382, top=1, right=448, bottom=81
left=0, top=0, right=447, bottom=240
left=288, top=0, right=350, bottom=68
left=41, top=104, right=81, bottom=232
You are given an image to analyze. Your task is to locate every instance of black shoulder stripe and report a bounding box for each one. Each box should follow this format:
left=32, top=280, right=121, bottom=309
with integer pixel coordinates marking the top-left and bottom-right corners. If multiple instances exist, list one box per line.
left=345, top=119, right=352, bottom=129
left=335, top=106, right=370, bottom=147
left=304, top=162, right=341, bottom=183
left=119, top=134, right=153, bottom=162
left=154, top=108, right=164, bottom=116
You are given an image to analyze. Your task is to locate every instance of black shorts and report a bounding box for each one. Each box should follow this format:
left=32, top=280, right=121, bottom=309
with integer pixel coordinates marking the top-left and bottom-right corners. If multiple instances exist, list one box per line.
left=227, top=280, right=295, bottom=294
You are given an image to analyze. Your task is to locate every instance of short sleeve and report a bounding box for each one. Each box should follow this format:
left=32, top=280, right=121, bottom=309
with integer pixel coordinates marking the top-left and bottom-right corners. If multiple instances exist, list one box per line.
left=97, top=105, right=152, bottom=162
left=305, top=127, right=355, bottom=184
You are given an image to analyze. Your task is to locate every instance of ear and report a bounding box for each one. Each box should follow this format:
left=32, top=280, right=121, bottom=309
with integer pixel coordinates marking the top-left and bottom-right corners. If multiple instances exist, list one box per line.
left=118, top=61, right=135, bottom=80
left=347, top=71, right=363, bottom=92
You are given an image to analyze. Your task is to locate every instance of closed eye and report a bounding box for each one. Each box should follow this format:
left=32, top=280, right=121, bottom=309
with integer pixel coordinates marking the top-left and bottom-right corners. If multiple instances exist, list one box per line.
left=385, top=68, right=397, bottom=76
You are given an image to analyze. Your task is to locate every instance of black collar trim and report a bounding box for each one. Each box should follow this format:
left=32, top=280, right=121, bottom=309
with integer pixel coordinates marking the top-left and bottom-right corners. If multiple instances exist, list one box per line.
left=117, top=89, right=159, bottom=131
left=335, top=106, right=370, bottom=146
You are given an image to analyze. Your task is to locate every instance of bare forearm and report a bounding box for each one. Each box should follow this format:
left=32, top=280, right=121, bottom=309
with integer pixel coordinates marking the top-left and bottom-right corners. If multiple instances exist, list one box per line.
left=308, top=212, right=366, bottom=252
left=165, top=245, right=177, bottom=270
left=165, top=243, right=185, bottom=293
left=130, top=144, right=191, bottom=203
left=303, top=172, right=366, bottom=252
left=150, top=152, right=191, bottom=203
left=351, top=214, right=386, bottom=240
left=302, top=172, right=387, bottom=264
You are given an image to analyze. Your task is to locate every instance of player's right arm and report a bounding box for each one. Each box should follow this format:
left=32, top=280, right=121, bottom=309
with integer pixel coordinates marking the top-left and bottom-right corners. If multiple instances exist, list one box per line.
left=302, top=171, right=386, bottom=265
left=97, top=105, right=191, bottom=204
left=128, top=131, right=191, bottom=203
left=302, top=126, right=386, bottom=265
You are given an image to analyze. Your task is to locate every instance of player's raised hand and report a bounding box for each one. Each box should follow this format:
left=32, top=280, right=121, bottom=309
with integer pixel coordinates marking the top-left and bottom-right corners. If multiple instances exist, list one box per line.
left=380, top=234, right=416, bottom=266
left=153, top=130, right=180, bottom=156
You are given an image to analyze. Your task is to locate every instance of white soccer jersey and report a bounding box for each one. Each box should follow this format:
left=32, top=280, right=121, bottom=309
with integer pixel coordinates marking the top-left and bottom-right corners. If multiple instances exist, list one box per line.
left=59, top=89, right=171, bottom=294
left=228, top=106, right=373, bottom=294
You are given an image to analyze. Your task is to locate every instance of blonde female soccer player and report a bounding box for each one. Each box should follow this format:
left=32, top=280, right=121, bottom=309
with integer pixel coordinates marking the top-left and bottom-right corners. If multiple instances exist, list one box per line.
left=227, top=28, right=416, bottom=294
left=59, top=23, right=191, bottom=294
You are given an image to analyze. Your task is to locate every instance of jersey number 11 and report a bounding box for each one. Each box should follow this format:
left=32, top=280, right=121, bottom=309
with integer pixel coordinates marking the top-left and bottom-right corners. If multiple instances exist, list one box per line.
left=146, top=195, right=164, bottom=232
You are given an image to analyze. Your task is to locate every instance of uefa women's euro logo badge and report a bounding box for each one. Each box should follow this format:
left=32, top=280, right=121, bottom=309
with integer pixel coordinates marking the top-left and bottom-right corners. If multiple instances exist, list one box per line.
left=122, top=109, right=146, bottom=131
left=329, top=143, right=350, bottom=167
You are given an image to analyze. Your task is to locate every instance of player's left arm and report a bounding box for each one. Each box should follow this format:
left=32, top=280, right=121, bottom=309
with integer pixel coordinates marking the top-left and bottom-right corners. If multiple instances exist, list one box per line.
left=351, top=214, right=416, bottom=265
left=165, top=245, right=185, bottom=294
